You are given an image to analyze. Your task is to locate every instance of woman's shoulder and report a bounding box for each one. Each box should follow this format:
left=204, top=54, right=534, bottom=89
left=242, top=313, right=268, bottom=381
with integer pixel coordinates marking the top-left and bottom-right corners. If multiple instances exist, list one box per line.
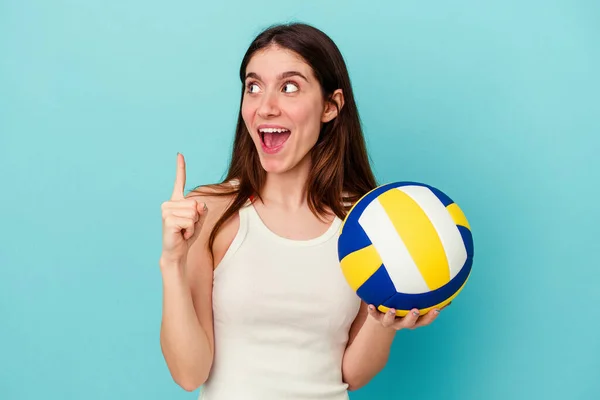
left=186, top=180, right=239, bottom=206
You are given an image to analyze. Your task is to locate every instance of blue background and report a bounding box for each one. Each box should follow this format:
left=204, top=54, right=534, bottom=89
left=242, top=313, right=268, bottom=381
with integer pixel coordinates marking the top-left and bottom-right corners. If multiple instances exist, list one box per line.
left=1, top=1, right=598, bottom=399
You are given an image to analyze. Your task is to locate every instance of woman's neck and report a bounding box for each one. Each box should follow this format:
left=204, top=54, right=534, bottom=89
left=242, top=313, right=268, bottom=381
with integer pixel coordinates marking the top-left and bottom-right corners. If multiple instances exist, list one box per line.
left=261, top=157, right=311, bottom=211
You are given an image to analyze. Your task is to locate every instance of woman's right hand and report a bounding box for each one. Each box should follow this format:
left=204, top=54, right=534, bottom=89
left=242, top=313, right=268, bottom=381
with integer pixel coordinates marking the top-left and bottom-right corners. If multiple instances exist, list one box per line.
left=160, top=153, right=208, bottom=266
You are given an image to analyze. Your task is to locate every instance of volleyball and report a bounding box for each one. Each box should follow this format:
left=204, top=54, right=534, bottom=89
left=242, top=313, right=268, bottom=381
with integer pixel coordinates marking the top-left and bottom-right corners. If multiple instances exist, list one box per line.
left=337, top=182, right=474, bottom=317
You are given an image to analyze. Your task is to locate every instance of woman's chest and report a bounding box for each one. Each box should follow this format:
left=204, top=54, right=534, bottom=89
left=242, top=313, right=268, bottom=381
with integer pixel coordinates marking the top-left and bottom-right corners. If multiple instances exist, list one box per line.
left=212, top=239, right=361, bottom=339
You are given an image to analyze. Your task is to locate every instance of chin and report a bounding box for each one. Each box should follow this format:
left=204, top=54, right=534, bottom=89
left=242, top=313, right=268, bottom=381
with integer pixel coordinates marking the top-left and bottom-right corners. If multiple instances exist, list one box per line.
left=258, top=157, right=292, bottom=174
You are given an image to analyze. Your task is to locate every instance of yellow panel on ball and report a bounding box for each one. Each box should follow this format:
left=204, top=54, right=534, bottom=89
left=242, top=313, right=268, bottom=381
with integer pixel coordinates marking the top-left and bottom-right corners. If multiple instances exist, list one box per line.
left=378, top=188, right=450, bottom=291
left=339, top=244, right=382, bottom=291
left=446, top=203, right=471, bottom=230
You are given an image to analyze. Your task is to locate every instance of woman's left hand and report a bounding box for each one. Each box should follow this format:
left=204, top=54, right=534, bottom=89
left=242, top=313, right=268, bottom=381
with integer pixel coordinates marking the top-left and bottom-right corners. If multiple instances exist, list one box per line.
left=366, top=303, right=449, bottom=331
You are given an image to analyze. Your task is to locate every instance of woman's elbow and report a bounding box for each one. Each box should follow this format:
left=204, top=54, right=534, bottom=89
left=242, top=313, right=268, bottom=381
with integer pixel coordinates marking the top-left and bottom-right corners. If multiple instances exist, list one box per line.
left=342, top=367, right=369, bottom=392
left=175, top=371, right=208, bottom=392
left=168, top=362, right=211, bottom=392
left=342, top=360, right=387, bottom=391
left=345, top=376, right=369, bottom=392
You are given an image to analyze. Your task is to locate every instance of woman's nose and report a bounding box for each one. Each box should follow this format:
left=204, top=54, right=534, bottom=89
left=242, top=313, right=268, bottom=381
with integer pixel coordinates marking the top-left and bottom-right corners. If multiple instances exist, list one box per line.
left=257, top=91, right=281, bottom=118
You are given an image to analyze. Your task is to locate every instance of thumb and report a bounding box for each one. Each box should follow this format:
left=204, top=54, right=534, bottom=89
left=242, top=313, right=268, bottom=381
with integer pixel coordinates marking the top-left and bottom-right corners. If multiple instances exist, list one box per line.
left=196, top=201, right=208, bottom=219
left=189, top=201, right=209, bottom=241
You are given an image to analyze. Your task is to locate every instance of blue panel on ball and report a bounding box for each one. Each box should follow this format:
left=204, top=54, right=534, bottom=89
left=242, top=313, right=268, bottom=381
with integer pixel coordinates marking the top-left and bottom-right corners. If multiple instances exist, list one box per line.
left=356, top=264, right=397, bottom=307
left=337, top=219, right=372, bottom=261
left=382, top=256, right=473, bottom=309
left=458, top=225, right=474, bottom=258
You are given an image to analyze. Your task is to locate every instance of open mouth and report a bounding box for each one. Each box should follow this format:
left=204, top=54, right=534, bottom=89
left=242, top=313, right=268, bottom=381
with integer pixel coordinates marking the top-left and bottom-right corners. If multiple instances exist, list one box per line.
left=258, top=127, right=291, bottom=153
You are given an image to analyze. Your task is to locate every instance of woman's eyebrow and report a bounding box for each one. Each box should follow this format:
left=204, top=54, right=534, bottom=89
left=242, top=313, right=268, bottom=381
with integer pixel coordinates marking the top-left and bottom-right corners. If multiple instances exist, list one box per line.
left=245, top=71, right=309, bottom=82
left=279, top=71, right=309, bottom=82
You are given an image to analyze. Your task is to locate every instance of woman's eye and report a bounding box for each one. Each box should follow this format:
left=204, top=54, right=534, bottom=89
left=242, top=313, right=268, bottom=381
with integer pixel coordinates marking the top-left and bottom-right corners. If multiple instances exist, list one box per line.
left=282, top=82, right=299, bottom=93
left=247, top=83, right=260, bottom=93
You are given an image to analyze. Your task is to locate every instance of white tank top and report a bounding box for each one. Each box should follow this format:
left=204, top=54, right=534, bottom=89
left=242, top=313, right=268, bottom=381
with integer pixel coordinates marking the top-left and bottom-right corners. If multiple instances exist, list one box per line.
left=199, top=201, right=361, bottom=400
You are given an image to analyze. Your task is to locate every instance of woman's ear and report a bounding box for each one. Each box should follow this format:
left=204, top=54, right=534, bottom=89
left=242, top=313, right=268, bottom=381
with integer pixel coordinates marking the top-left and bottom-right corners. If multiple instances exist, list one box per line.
left=321, top=89, right=345, bottom=123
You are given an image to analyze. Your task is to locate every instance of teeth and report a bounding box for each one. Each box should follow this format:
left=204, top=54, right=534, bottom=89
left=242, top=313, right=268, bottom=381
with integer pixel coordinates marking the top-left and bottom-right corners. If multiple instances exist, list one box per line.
left=258, top=128, right=290, bottom=133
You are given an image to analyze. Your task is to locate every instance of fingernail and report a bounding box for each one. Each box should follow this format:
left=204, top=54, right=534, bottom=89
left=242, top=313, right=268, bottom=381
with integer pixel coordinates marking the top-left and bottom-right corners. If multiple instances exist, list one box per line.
left=203, top=202, right=208, bottom=211
left=412, top=310, right=419, bottom=316
left=434, top=309, right=440, bottom=314
left=368, top=305, right=374, bottom=311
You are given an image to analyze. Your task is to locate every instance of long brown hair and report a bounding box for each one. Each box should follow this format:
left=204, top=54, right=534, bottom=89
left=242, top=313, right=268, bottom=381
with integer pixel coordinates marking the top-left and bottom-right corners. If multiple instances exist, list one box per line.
left=194, top=22, right=378, bottom=257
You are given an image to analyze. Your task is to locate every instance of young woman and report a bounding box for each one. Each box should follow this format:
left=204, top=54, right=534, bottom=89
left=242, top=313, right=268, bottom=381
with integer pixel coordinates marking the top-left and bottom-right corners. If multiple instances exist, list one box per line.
left=159, top=23, right=443, bottom=399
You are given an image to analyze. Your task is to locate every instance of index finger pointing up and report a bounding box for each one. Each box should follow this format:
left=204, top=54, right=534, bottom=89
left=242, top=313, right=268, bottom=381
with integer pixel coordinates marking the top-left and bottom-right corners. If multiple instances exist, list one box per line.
left=172, top=152, right=186, bottom=200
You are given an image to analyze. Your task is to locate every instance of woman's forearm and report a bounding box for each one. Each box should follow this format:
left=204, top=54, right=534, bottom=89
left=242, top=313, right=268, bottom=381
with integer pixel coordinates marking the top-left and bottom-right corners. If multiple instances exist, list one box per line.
left=342, top=316, right=396, bottom=391
left=159, top=261, right=212, bottom=391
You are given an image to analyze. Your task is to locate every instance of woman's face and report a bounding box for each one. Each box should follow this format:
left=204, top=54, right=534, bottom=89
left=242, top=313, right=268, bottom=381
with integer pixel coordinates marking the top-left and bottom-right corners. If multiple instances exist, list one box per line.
left=241, top=45, right=339, bottom=174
